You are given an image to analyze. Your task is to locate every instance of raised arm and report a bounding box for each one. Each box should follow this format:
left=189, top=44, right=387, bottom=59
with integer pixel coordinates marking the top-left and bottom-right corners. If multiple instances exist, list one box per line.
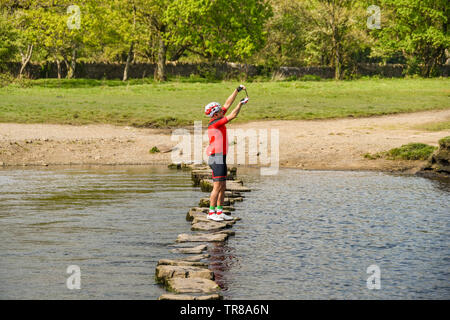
left=226, top=97, right=249, bottom=122
left=223, top=84, right=246, bottom=110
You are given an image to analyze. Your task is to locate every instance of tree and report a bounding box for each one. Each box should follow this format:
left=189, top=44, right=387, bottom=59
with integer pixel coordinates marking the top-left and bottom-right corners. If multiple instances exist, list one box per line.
left=371, top=0, right=450, bottom=76
left=17, top=0, right=111, bottom=79
left=133, top=0, right=272, bottom=81
left=167, top=0, right=272, bottom=62
left=304, top=0, right=370, bottom=79
left=0, top=10, right=18, bottom=70
left=253, top=0, right=310, bottom=67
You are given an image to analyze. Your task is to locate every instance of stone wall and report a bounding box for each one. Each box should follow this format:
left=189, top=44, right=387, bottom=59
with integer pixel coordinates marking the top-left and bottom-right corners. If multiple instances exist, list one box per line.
left=4, top=61, right=450, bottom=80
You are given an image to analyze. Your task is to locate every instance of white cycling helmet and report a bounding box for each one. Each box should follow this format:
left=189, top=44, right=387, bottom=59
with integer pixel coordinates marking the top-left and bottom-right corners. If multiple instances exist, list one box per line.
left=204, top=102, right=222, bottom=117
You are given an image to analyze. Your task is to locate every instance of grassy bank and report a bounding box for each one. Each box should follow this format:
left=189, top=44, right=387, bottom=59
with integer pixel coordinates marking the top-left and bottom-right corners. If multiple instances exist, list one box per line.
left=364, top=143, right=438, bottom=160
left=0, top=77, right=449, bottom=127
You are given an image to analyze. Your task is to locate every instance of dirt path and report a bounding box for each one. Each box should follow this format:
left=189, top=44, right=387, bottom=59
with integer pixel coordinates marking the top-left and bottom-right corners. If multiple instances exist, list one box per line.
left=1, top=109, right=449, bottom=171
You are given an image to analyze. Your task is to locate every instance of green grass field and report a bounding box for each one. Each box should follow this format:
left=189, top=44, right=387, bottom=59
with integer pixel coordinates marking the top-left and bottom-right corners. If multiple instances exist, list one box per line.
left=0, top=77, right=449, bottom=127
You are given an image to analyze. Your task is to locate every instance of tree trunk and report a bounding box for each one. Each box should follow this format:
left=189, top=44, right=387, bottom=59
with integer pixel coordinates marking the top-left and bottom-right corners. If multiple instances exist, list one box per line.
left=19, top=44, right=33, bottom=78
left=155, top=37, right=167, bottom=81
left=67, top=47, right=77, bottom=79
left=330, top=3, right=341, bottom=80
left=123, top=42, right=134, bottom=81
left=56, top=59, right=61, bottom=79
left=170, top=45, right=188, bottom=61
left=124, top=2, right=137, bottom=81
left=334, top=43, right=341, bottom=80
left=63, top=58, right=70, bottom=78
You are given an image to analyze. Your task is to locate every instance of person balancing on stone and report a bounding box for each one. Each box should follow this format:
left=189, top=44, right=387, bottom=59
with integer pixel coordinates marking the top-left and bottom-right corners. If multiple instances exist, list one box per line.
left=204, top=84, right=249, bottom=221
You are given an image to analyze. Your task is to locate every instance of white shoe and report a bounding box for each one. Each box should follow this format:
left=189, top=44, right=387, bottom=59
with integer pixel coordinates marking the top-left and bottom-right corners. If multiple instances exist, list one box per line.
left=207, top=213, right=224, bottom=222
left=217, top=213, right=234, bottom=221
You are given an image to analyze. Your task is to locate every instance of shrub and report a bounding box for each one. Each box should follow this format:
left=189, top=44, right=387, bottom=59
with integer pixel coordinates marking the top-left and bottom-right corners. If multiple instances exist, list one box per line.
left=299, top=74, right=322, bottom=81
left=364, top=143, right=437, bottom=161
left=384, top=143, right=437, bottom=160
left=149, top=146, right=160, bottom=153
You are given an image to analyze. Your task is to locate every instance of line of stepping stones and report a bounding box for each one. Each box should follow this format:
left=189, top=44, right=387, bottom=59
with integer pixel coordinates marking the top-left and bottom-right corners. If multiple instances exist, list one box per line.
left=157, top=163, right=251, bottom=300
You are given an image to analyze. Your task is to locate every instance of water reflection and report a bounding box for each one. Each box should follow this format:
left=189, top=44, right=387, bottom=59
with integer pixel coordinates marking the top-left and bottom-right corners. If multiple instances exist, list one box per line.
left=1, top=166, right=448, bottom=299
left=0, top=166, right=203, bottom=299
left=207, top=242, right=236, bottom=291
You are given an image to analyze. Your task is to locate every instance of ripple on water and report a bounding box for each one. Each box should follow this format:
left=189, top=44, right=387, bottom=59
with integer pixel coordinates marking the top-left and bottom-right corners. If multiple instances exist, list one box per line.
left=0, top=166, right=448, bottom=299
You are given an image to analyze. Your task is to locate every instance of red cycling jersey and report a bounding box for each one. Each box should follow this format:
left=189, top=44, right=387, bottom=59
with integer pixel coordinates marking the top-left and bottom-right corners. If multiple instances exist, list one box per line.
left=206, top=107, right=229, bottom=156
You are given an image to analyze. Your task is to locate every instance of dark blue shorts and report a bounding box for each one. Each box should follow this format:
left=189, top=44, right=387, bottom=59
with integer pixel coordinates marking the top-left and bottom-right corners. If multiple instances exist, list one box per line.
left=208, top=153, right=227, bottom=182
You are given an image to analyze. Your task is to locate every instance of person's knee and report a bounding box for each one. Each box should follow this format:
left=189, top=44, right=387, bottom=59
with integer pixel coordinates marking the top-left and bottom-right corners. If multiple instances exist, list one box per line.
left=212, top=183, right=221, bottom=192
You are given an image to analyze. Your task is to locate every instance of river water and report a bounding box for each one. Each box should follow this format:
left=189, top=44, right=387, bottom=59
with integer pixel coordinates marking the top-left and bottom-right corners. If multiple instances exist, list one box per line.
left=0, top=166, right=448, bottom=299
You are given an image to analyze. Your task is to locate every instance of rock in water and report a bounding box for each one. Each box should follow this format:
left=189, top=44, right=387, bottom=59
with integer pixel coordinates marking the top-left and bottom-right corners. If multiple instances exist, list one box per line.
left=418, top=136, right=450, bottom=177
left=200, top=179, right=251, bottom=192
left=176, top=233, right=228, bottom=243
left=167, top=278, right=220, bottom=294
left=191, top=221, right=228, bottom=232
left=192, top=215, right=236, bottom=226
left=155, top=265, right=214, bottom=284
left=170, top=244, right=207, bottom=254
left=181, top=254, right=210, bottom=262
left=199, top=198, right=232, bottom=207
left=157, top=259, right=209, bottom=268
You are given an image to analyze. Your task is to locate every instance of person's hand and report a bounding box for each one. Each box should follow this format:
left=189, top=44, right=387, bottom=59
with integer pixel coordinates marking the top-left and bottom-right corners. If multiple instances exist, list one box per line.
left=240, top=97, right=249, bottom=104
left=237, top=84, right=246, bottom=92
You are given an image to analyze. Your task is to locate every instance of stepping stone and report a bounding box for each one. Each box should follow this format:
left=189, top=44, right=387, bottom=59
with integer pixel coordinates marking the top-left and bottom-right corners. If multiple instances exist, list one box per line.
left=157, top=259, right=209, bottom=268
left=155, top=265, right=213, bottom=284
left=191, top=221, right=228, bottom=232
left=216, top=230, right=235, bottom=236
left=170, top=244, right=207, bottom=254
left=168, top=163, right=182, bottom=169
left=192, top=215, right=237, bottom=226
left=167, top=278, right=220, bottom=294
left=186, top=207, right=231, bottom=221
left=225, top=191, right=243, bottom=198
left=176, top=233, right=228, bottom=243
left=199, top=180, right=214, bottom=192
left=186, top=209, right=207, bottom=221
left=186, top=207, right=234, bottom=220
left=158, top=293, right=222, bottom=300
left=201, top=179, right=251, bottom=192
left=181, top=254, right=210, bottom=262
left=199, top=198, right=233, bottom=207
left=192, top=169, right=236, bottom=186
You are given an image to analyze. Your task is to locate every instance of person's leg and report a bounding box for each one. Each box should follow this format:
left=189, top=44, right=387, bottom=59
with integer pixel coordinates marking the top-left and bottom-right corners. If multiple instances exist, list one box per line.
left=208, top=153, right=226, bottom=221
left=217, top=181, right=226, bottom=207
left=216, top=180, right=233, bottom=221
left=209, top=181, right=221, bottom=214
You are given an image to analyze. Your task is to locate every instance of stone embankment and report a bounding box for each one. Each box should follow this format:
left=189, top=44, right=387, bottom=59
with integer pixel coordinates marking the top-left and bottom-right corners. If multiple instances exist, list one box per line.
left=156, top=162, right=251, bottom=300
left=417, top=136, right=450, bottom=178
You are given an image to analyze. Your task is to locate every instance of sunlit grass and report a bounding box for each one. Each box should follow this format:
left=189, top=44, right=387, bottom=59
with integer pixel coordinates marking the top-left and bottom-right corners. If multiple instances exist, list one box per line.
left=0, top=77, right=449, bottom=127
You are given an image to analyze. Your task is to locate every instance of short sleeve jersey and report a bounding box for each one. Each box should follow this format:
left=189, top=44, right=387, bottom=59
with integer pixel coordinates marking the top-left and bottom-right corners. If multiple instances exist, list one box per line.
left=206, top=107, right=229, bottom=156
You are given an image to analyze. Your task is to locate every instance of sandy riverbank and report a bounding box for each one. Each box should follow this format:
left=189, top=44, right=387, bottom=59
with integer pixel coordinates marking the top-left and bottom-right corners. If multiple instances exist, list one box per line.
left=1, top=109, right=449, bottom=172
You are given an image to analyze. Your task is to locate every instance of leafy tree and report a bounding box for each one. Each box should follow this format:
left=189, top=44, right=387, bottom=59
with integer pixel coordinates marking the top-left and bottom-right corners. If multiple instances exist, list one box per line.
left=0, top=10, right=18, bottom=69
left=132, top=0, right=272, bottom=81
left=371, top=0, right=449, bottom=76
left=303, top=0, right=370, bottom=79
left=253, top=0, right=309, bottom=68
